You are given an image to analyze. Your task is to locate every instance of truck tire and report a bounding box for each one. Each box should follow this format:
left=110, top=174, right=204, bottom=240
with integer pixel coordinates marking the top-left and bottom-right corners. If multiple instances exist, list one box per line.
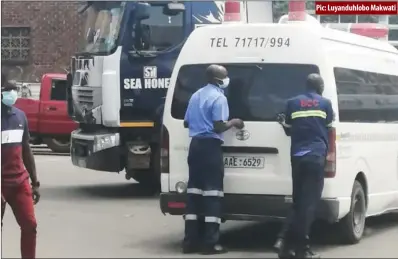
left=43, top=137, right=71, bottom=153
left=337, top=180, right=367, bottom=244
left=127, top=146, right=161, bottom=191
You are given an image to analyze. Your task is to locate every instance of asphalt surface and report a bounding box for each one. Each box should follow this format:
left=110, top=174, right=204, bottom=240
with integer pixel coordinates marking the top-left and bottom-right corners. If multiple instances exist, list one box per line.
left=2, top=154, right=398, bottom=258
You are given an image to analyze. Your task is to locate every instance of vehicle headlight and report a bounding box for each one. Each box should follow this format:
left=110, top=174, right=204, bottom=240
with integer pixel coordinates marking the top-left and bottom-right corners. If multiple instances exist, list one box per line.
left=93, top=133, right=120, bottom=153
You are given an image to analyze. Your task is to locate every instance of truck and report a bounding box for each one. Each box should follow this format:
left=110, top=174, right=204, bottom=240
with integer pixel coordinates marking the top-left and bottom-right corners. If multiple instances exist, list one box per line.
left=67, top=1, right=272, bottom=189
left=15, top=73, right=78, bottom=153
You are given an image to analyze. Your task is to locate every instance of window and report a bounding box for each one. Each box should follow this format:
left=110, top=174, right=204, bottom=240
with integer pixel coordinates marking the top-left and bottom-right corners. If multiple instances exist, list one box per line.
left=340, top=15, right=356, bottom=23
left=388, top=28, right=398, bottom=41
left=320, top=15, right=338, bottom=23
left=50, top=79, right=67, bottom=101
left=133, top=4, right=184, bottom=51
left=357, top=15, right=379, bottom=23
left=389, top=15, right=398, bottom=25
left=1, top=27, right=30, bottom=64
left=335, top=67, right=398, bottom=123
left=171, top=64, right=320, bottom=121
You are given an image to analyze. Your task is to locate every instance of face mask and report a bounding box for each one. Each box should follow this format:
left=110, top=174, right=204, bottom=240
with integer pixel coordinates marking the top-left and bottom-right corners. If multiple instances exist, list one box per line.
left=2, top=90, right=18, bottom=106
left=218, top=77, right=230, bottom=89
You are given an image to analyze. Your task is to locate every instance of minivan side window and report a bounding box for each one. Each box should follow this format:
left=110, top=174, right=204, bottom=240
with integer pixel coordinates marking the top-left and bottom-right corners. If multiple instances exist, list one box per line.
left=171, top=64, right=320, bottom=121
left=335, top=67, right=398, bottom=123
left=50, top=79, right=67, bottom=101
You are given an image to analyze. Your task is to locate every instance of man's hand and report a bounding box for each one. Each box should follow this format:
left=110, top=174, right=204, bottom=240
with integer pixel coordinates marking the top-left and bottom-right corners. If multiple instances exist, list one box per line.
left=32, top=185, right=40, bottom=205
left=276, top=113, right=286, bottom=125
left=231, top=118, right=244, bottom=129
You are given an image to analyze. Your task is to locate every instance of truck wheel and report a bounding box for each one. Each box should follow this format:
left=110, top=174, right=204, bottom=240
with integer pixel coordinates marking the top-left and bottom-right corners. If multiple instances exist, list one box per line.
left=337, top=180, right=367, bottom=244
left=43, top=137, right=71, bottom=153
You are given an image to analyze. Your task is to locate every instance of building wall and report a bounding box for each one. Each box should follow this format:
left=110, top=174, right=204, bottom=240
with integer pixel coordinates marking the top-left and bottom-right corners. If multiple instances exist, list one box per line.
left=1, top=1, right=84, bottom=82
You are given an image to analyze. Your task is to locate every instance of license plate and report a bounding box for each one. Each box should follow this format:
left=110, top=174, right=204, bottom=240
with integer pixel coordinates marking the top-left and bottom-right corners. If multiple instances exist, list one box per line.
left=223, top=156, right=265, bottom=169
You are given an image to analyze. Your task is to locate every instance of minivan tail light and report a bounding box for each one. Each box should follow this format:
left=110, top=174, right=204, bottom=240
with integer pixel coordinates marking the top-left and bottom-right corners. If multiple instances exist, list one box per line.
left=325, top=127, right=336, bottom=178
left=160, top=125, right=169, bottom=174
left=224, top=0, right=241, bottom=22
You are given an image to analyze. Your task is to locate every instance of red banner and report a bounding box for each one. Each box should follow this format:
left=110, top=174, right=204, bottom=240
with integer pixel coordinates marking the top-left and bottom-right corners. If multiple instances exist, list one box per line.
left=315, top=1, right=398, bottom=15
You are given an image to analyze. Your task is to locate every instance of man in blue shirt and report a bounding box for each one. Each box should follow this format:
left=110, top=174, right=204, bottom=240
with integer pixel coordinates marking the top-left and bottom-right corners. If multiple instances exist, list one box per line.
left=277, top=74, right=334, bottom=259
left=182, top=64, right=244, bottom=255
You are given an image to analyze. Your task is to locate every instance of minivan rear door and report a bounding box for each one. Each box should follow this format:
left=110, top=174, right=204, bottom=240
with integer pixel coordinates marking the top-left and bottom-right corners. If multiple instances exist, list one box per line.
left=169, top=63, right=319, bottom=195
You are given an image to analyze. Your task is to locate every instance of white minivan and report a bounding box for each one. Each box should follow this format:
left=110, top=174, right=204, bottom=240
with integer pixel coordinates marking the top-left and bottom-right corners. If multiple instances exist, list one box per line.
left=160, top=21, right=398, bottom=244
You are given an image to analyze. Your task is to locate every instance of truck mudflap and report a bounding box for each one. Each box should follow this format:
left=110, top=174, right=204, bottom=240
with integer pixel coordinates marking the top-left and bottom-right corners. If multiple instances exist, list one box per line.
left=70, top=129, right=123, bottom=172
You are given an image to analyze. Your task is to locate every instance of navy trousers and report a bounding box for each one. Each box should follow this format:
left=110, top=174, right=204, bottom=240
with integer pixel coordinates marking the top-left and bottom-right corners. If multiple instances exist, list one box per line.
left=286, top=155, right=325, bottom=248
left=184, top=137, right=224, bottom=246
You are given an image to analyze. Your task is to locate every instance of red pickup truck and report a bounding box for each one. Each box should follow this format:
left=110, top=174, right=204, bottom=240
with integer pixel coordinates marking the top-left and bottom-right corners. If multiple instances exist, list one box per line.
left=14, top=73, right=78, bottom=153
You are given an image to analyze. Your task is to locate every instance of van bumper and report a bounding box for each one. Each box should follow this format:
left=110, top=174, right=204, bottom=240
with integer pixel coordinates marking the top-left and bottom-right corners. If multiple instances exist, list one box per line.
left=70, top=129, right=123, bottom=172
left=160, top=193, right=340, bottom=223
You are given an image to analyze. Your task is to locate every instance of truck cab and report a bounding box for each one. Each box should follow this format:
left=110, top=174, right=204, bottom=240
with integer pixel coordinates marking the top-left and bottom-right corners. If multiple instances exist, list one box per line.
left=68, top=1, right=273, bottom=189
left=15, top=73, right=78, bottom=153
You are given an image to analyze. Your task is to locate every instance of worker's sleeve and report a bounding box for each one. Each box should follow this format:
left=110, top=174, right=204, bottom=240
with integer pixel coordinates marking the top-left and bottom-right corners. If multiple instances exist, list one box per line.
left=22, top=112, right=30, bottom=142
left=184, top=98, right=192, bottom=123
left=325, top=100, right=335, bottom=128
left=212, top=96, right=229, bottom=122
left=283, top=100, right=292, bottom=128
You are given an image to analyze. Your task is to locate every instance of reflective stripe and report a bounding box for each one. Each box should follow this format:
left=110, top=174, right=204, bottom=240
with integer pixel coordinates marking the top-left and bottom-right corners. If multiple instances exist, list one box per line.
left=185, top=214, right=198, bottom=220
left=187, top=188, right=203, bottom=195
left=203, top=190, right=224, bottom=197
left=187, top=188, right=224, bottom=197
left=291, top=110, right=326, bottom=119
left=1, top=129, right=24, bottom=144
left=205, top=216, right=221, bottom=224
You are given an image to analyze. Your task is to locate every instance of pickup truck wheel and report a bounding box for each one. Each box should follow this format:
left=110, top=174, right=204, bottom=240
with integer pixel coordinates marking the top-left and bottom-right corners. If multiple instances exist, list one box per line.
left=336, top=180, right=367, bottom=244
left=43, top=137, right=71, bottom=153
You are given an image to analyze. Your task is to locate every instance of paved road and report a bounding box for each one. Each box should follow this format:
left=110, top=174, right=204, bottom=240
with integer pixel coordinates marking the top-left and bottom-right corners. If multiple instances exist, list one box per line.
left=2, top=155, right=398, bottom=258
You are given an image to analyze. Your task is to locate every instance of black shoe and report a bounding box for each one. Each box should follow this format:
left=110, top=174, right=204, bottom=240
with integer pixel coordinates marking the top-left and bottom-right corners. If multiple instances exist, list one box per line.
left=278, top=249, right=295, bottom=259
left=273, top=238, right=284, bottom=252
left=182, top=243, right=200, bottom=254
left=295, top=248, right=320, bottom=258
left=201, top=244, right=228, bottom=255
left=278, top=242, right=295, bottom=259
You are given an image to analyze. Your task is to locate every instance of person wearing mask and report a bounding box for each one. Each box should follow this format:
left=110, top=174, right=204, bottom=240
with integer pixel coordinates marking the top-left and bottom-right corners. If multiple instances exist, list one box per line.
left=182, top=64, right=244, bottom=255
left=1, top=78, right=40, bottom=259
left=277, top=74, right=334, bottom=259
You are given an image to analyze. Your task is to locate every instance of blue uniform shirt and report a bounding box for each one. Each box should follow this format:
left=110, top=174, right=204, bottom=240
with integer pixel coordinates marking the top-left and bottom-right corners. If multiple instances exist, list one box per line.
left=184, top=84, right=229, bottom=141
left=284, top=92, right=334, bottom=157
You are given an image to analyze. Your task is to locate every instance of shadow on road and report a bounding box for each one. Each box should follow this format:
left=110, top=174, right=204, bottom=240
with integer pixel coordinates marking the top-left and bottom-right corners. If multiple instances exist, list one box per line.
left=42, top=183, right=158, bottom=201
left=142, top=213, right=397, bottom=255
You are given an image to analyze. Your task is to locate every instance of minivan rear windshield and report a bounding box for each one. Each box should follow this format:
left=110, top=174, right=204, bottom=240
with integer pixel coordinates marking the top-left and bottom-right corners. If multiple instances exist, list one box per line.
left=171, top=63, right=320, bottom=121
